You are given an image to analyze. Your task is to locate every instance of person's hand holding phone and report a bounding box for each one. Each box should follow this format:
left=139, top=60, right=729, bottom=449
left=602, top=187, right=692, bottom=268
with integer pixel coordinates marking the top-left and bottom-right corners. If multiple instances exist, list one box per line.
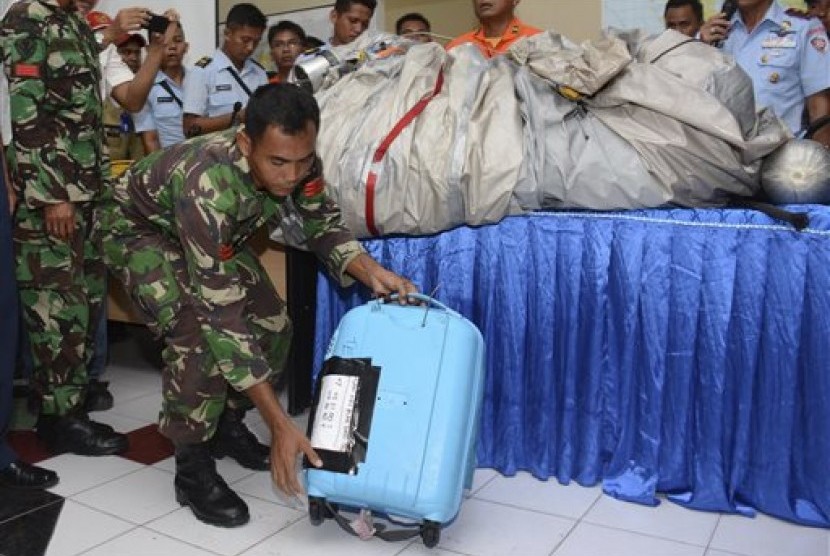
left=146, top=9, right=180, bottom=49
left=700, top=14, right=731, bottom=44
left=700, top=0, right=738, bottom=46
left=109, top=7, right=150, bottom=42
left=145, top=13, right=169, bottom=34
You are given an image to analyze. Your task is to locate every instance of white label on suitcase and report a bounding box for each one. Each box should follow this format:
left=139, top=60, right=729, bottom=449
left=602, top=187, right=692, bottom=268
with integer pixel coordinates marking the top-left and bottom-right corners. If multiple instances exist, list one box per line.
left=311, top=375, right=359, bottom=452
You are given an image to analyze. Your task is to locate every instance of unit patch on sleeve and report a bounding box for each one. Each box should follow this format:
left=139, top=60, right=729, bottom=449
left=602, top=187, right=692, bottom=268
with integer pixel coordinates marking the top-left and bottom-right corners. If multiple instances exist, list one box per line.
left=13, top=63, right=40, bottom=78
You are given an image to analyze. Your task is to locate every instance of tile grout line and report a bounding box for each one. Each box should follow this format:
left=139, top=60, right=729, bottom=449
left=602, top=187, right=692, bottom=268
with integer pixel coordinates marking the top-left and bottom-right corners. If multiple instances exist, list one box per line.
left=51, top=460, right=149, bottom=499
left=546, top=490, right=604, bottom=556
left=73, top=524, right=225, bottom=556
left=466, top=471, right=499, bottom=496
left=70, top=524, right=141, bottom=556
left=0, top=496, right=65, bottom=527
left=704, top=514, right=723, bottom=553
left=226, top=510, right=308, bottom=556
left=70, top=492, right=184, bottom=529
left=572, top=519, right=716, bottom=552
left=469, top=492, right=595, bottom=522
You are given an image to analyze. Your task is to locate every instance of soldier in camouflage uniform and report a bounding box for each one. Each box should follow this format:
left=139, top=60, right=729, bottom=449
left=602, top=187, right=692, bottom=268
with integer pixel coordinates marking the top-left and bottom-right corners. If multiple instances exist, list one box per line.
left=0, top=0, right=127, bottom=455
left=96, top=83, right=417, bottom=527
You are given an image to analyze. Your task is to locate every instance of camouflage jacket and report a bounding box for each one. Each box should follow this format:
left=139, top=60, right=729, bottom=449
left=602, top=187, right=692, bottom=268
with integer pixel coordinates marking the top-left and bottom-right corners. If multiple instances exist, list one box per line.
left=98, top=129, right=365, bottom=389
left=0, top=0, right=107, bottom=208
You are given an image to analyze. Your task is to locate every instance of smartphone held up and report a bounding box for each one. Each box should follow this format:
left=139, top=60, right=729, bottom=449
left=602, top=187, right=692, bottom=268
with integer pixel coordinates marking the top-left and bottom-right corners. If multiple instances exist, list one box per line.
left=143, top=13, right=170, bottom=34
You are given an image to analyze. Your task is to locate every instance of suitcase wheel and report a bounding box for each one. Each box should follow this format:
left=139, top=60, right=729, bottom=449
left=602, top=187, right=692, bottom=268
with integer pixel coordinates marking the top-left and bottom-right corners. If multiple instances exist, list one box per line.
left=420, top=520, right=441, bottom=548
left=308, top=497, right=327, bottom=526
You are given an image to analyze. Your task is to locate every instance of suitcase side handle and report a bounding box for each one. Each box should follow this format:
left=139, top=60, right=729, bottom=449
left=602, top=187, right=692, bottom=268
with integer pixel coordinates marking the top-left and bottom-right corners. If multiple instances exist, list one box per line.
left=383, top=293, right=459, bottom=317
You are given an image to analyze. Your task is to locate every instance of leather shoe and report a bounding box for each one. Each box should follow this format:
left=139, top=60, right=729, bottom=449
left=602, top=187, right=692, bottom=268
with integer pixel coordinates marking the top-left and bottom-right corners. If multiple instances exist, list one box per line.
left=84, top=379, right=114, bottom=412
left=0, top=461, right=59, bottom=489
left=37, top=414, right=129, bottom=456
left=175, top=443, right=249, bottom=527
left=210, top=411, right=270, bottom=470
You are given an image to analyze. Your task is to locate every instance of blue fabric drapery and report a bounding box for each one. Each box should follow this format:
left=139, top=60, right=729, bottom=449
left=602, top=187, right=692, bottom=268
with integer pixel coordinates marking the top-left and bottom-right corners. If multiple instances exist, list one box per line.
left=313, top=207, right=830, bottom=527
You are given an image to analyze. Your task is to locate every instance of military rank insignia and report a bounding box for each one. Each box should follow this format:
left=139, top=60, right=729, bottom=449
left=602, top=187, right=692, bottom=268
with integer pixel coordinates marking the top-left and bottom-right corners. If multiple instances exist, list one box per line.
left=218, top=244, right=235, bottom=261
left=303, top=177, right=325, bottom=198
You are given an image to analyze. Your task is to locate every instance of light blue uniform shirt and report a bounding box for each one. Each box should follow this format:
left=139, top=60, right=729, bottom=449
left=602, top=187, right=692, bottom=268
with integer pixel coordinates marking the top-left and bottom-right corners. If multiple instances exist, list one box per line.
left=181, top=48, right=267, bottom=118
left=722, top=1, right=830, bottom=134
left=133, top=71, right=186, bottom=149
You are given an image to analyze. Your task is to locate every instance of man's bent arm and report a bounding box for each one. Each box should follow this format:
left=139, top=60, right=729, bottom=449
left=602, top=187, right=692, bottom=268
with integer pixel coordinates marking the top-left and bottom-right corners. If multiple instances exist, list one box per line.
left=183, top=112, right=237, bottom=137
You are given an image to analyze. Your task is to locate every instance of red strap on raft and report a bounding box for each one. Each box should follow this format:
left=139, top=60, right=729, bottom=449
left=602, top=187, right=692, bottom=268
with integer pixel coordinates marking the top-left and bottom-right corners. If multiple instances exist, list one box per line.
left=365, top=70, right=445, bottom=237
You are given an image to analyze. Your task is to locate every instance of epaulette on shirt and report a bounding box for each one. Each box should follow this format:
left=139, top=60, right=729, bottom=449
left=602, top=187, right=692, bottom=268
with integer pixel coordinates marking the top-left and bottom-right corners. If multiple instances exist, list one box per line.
left=785, top=7, right=812, bottom=19
left=195, top=56, right=212, bottom=68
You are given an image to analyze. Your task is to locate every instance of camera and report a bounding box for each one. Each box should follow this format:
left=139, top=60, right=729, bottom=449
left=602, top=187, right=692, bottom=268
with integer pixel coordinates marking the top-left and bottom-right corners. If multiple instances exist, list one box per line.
left=143, top=13, right=170, bottom=34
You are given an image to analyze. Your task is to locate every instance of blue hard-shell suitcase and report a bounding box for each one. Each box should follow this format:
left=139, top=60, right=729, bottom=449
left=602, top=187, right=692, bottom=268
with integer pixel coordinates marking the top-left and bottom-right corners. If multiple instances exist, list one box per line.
left=304, top=293, right=486, bottom=547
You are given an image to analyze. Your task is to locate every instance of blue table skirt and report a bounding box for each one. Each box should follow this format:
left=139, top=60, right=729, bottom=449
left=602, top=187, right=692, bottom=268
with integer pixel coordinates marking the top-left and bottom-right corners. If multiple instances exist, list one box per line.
left=313, top=207, right=830, bottom=527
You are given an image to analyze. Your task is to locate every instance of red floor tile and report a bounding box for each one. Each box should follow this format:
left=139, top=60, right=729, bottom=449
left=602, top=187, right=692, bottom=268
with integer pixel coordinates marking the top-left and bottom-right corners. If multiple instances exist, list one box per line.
left=122, top=424, right=174, bottom=465
left=6, top=431, right=53, bottom=465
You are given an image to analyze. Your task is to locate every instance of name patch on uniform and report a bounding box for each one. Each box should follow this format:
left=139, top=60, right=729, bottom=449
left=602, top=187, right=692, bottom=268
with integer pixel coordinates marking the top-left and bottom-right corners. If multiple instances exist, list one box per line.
left=215, top=84, right=232, bottom=92
left=13, top=63, right=40, bottom=78
left=762, top=34, right=797, bottom=49
left=157, top=96, right=175, bottom=103
left=811, top=36, right=828, bottom=53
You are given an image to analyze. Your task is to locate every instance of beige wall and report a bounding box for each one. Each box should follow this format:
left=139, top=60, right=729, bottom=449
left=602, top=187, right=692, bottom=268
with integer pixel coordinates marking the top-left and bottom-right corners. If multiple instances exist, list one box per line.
left=218, top=0, right=332, bottom=20
left=219, top=0, right=602, bottom=42
left=384, top=0, right=476, bottom=40
left=517, top=0, right=602, bottom=42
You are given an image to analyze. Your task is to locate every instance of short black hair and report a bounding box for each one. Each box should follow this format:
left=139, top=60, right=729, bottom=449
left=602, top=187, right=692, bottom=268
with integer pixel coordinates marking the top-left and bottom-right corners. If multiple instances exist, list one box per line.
left=334, top=0, right=377, bottom=15
left=305, top=35, right=325, bottom=49
left=245, top=83, right=320, bottom=141
left=267, top=20, right=307, bottom=46
left=395, top=12, right=431, bottom=35
left=664, top=0, right=704, bottom=22
left=151, top=20, right=184, bottom=37
left=226, top=3, right=267, bottom=30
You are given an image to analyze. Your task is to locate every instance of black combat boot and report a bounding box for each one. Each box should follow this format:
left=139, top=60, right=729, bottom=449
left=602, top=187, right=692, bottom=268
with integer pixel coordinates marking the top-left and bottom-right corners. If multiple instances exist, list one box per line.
left=84, top=379, right=114, bottom=412
left=174, top=442, right=250, bottom=527
left=209, top=410, right=270, bottom=470
left=37, top=412, right=128, bottom=456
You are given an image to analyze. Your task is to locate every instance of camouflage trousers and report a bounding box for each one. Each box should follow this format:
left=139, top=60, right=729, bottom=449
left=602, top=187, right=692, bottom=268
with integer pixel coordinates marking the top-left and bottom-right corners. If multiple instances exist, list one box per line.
left=14, top=203, right=105, bottom=416
left=103, top=231, right=292, bottom=444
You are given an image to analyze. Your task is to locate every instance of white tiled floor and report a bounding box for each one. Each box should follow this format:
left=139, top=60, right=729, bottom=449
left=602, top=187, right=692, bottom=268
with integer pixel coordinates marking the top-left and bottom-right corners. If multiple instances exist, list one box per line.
left=28, top=338, right=830, bottom=556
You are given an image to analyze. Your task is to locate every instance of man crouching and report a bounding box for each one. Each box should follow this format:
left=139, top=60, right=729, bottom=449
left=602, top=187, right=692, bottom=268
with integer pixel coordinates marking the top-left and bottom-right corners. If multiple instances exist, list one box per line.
left=96, top=83, right=417, bottom=527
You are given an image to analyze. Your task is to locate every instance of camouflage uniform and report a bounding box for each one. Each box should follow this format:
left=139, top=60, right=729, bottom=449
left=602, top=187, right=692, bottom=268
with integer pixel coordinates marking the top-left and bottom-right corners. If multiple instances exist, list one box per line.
left=96, top=129, right=364, bottom=443
left=0, top=0, right=108, bottom=416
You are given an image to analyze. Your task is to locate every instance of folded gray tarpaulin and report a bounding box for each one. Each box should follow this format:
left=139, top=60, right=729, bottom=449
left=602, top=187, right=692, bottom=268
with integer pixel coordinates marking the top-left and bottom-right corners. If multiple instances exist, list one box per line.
left=302, top=30, right=790, bottom=239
